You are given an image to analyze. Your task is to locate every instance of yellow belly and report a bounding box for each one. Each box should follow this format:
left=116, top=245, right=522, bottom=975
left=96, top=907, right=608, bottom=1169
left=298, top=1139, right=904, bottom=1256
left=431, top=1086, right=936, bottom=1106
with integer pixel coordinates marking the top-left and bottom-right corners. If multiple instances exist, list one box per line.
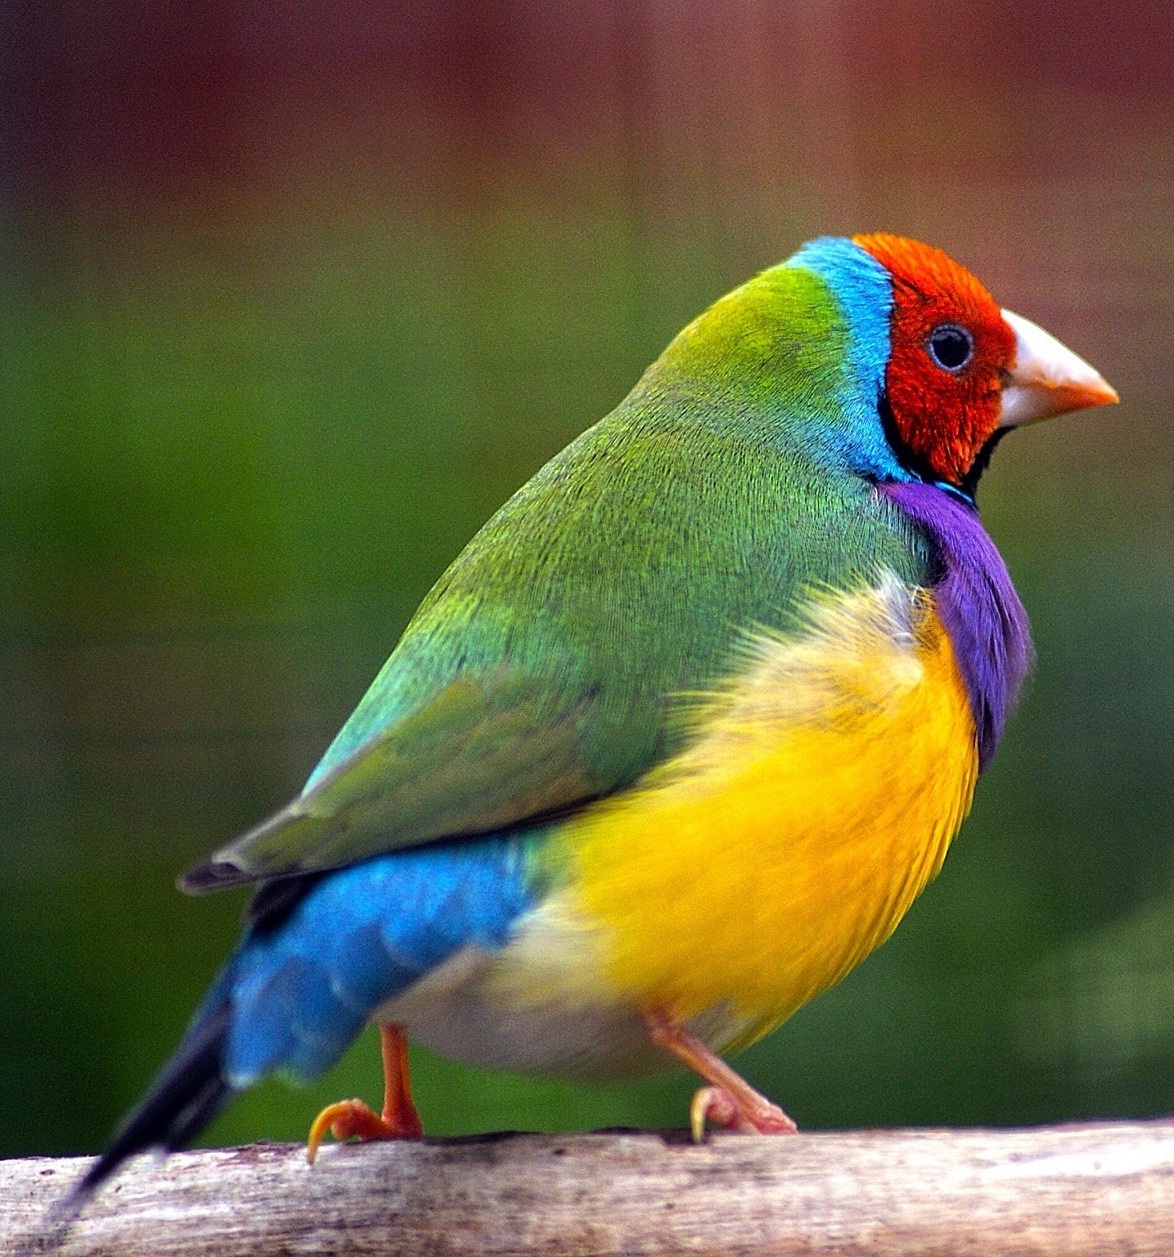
left=545, top=575, right=979, bottom=1048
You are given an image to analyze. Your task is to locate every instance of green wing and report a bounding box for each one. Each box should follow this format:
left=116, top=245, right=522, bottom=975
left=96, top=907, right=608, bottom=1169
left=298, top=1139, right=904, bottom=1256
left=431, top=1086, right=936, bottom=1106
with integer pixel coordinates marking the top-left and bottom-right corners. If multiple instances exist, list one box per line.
left=181, top=666, right=607, bottom=891
left=182, top=266, right=934, bottom=892
left=183, top=416, right=928, bottom=892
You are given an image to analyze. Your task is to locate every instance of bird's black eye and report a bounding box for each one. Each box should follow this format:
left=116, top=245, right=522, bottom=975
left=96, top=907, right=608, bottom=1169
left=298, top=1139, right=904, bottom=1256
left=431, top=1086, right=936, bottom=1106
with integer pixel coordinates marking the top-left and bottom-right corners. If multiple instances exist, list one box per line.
left=927, top=324, right=974, bottom=372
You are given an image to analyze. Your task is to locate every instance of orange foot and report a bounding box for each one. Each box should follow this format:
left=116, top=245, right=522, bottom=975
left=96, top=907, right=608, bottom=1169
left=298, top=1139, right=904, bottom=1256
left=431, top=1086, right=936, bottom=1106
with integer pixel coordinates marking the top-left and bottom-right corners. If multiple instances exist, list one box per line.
left=644, top=1008, right=798, bottom=1142
left=306, top=1023, right=423, bottom=1163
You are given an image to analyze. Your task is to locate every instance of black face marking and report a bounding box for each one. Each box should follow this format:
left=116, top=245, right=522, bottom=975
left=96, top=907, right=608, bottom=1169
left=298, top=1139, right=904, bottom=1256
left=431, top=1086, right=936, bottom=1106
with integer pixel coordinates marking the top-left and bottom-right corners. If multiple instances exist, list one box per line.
left=960, top=425, right=1010, bottom=501
left=878, top=387, right=938, bottom=485
left=927, top=323, right=974, bottom=372
left=877, top=387, right=979, bottom=506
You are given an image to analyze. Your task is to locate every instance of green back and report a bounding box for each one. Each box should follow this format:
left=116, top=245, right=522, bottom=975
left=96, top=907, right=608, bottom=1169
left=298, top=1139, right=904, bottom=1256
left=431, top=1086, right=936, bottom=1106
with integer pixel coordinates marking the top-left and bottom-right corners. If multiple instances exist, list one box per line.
left=183, top=261, right=931, bottom=891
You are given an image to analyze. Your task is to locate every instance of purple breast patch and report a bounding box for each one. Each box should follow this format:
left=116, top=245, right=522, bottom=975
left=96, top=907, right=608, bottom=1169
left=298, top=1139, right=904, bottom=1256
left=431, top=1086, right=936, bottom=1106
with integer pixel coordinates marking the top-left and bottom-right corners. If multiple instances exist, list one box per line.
left=881, top=481, right=1034, bottom=770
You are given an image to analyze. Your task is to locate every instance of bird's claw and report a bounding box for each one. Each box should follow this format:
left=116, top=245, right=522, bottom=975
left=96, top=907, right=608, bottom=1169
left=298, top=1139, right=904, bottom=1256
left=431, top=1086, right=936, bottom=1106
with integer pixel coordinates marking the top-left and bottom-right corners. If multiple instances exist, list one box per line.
left=689, top=1085, right=798, bottom=1141
left=644, top=1008, right=797, bottom=1142
left=306, top=1096, right=422, bottom=1163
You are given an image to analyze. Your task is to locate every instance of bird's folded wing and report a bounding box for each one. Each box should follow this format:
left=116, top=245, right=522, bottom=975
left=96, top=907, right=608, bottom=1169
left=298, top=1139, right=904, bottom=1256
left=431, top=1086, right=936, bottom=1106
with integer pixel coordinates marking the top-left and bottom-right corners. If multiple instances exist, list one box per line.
left=180, top=668, right=611, bottom=892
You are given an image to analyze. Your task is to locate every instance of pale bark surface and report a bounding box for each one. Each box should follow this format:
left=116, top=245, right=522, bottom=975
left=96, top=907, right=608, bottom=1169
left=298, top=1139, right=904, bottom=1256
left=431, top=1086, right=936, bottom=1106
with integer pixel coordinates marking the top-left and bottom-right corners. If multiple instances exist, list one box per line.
left=4, top=1122, right=1174, bottom=1256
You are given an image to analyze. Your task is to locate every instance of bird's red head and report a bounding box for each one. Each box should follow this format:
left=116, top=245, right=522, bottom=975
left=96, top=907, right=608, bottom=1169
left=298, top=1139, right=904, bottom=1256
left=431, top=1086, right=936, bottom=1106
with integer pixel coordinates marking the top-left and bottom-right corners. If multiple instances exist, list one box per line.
left=854, top=233, right=1016, bottom=489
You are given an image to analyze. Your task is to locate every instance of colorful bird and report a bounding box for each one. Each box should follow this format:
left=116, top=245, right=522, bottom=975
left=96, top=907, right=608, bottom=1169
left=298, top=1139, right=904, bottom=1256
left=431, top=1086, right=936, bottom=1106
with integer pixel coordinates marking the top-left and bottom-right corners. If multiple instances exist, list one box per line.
left=65, top=234, right=1117, bottom=1213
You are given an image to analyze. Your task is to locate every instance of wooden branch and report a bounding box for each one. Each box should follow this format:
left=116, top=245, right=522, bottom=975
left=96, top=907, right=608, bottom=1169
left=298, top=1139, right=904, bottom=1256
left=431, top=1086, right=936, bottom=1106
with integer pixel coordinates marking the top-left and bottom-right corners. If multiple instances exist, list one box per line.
left=5, top=1122, right=1174, bottom=1256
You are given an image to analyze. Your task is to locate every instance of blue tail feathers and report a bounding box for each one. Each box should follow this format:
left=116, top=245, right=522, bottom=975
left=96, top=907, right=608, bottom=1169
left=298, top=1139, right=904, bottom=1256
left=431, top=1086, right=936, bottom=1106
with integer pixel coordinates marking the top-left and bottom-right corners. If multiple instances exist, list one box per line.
left=226, top=837, right=535, bottom=1085
left=65, top=836, right=535, bottom=1218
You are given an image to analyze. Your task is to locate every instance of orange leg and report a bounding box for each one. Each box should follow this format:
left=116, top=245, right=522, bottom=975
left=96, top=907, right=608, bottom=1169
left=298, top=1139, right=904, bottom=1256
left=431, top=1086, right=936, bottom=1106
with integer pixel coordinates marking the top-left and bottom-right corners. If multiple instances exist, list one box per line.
left=644, top=1009, right=797, bottom=1142
left=306, top=1024, right=424, bottom=1163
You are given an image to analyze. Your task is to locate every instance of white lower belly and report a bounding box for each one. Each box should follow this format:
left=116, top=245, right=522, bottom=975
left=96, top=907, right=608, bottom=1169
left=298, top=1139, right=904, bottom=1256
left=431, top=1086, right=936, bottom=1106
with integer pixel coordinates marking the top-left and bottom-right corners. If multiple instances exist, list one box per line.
left=374, top=904, right=748, bottom=1081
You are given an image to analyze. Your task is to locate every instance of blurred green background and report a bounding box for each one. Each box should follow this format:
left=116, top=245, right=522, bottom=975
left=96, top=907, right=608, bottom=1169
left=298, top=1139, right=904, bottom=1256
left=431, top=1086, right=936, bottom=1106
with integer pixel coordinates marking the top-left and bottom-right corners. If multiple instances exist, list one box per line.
left=2, top=1, right=1172, bottom=1158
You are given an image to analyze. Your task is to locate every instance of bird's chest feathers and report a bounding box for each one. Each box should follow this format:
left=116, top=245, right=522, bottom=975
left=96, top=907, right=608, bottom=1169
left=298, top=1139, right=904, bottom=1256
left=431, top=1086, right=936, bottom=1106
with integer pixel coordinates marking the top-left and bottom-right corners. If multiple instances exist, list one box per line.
left=547, top=575, right=978, bottom=1042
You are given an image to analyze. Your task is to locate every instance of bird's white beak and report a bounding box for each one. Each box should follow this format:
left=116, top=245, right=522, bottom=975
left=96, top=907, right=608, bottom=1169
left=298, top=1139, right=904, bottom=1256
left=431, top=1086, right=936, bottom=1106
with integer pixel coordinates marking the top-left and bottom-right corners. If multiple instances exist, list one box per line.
left=999, top=308, right=1118, bottom=427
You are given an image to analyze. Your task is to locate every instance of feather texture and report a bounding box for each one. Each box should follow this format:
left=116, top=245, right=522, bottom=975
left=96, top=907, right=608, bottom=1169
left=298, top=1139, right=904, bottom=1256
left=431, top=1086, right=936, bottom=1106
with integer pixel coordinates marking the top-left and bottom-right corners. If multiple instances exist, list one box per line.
left=520, top=574, right=979, bottom=1051
left=64, top=233, right=1103, bottom=1223
left=882, top=481, right=1033, bottom=767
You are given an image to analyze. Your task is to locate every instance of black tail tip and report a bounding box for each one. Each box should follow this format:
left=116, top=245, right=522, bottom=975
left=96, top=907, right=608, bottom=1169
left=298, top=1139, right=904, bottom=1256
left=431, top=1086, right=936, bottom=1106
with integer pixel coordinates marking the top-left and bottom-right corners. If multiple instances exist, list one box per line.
left=8, top=1148, right=133, bottom=1257
left=31, top=999, right=235, bottom=1250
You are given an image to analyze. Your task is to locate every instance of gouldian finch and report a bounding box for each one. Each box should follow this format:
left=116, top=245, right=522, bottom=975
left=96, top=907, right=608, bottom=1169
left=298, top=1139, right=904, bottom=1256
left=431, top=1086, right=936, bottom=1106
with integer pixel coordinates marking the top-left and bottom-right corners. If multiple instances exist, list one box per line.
left=66, top=234, right=1117, bottom=1211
